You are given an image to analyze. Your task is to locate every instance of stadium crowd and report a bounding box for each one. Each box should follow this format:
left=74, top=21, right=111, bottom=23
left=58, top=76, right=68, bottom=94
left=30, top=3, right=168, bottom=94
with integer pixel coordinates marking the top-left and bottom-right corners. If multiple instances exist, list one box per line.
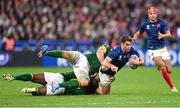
left=0, top=0, right=180, bottom=51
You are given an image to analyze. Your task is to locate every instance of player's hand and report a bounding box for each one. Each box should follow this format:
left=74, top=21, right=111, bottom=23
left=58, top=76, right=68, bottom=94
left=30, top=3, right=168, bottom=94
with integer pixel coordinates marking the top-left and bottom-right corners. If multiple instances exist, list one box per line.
left=111, top=65, right=118, bottom=72
left=129, top=59, right=139, bottom=65
left=158, top=32, right=164, bottom=40
left=51, top=83, right=60, bottom=93
left=37, top=51, right=43, bottom=58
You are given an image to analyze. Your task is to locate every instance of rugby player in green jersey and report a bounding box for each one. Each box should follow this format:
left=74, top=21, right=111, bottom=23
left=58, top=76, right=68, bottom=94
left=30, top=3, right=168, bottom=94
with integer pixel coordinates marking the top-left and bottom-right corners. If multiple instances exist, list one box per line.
left=2, top=44, right=111, bottom=95
left=2, top=72, right=99, bottom=96
left=37, top=44, right=111, bottom=92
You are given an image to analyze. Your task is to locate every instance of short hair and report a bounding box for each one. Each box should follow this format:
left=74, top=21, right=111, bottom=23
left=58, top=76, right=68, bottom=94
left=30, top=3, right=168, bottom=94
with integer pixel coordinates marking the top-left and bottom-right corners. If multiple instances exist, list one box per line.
left=121, top=35, right=132, bottom=43
left=147, top=6, right=158, bottom=14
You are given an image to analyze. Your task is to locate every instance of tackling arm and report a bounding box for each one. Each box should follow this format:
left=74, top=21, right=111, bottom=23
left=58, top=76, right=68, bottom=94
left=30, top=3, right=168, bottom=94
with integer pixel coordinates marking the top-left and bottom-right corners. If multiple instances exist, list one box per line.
left=96, top=45, right=107, bottom=64
left=101, top=57, right=118, bottom=72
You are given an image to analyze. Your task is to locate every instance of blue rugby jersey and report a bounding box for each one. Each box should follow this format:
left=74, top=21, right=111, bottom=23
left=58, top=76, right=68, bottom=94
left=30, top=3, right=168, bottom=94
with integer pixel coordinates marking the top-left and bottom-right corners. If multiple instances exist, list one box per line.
left=139, top=18, right=169, bottom=50
left=101, top=45, right=139, bottom=76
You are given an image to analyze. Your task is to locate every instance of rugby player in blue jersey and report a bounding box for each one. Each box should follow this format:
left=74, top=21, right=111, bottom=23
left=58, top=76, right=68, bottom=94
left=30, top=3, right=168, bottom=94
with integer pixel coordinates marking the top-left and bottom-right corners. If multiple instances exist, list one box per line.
left=99, top=36, right=144, bottom=94
left=133, top=6, right=178, bottom=92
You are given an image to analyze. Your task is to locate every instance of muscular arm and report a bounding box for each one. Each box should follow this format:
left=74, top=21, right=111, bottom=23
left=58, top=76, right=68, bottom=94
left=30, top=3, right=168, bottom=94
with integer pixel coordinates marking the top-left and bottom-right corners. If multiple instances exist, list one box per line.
left=101, top=56, right=118, bottom=72
left=158, top=31, right=171, bottom=40
left=96, top=45, right=107, bottom=64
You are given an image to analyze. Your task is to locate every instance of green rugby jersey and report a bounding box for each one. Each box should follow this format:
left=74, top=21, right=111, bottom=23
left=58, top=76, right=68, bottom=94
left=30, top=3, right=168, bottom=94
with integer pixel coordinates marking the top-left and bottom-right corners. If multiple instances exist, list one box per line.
left=85, top=44, right=111, bottom=76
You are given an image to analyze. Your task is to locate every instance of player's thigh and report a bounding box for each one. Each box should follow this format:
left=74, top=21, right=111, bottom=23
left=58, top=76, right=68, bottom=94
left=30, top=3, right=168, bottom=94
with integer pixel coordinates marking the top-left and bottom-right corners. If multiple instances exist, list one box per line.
left=160, top=47, right=172, bottom=73
left=163, top=59, right=172, bottom=73
left=73, top=53, right=90, bottom=86
left=44, top=72, right=64, bottom=85
left=32, top=73, right=46, bottom=84
left=152, top=56, right=166, bottom=69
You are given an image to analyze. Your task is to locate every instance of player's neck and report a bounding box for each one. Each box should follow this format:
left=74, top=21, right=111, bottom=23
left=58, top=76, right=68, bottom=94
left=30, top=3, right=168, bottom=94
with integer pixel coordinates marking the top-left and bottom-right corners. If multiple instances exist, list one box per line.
left=149, top=19, right=157, bottom=23
left=121, top=46, right=126, bottom=53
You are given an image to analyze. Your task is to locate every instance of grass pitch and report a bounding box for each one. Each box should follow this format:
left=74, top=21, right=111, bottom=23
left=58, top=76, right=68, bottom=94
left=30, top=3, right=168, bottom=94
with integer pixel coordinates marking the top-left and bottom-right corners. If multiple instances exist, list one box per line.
left=0, top=67, right=180, bottom=107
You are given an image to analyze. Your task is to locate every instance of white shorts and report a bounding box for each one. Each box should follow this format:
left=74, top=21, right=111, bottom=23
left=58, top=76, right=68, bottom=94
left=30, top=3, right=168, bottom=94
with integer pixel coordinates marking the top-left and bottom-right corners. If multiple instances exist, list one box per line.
left=72, top=52, right=90, bottom=81
left=46, top=84, right=65, bottom=95
left=44, top=72, right=64, bottom=85
left=99, top=67, right=114, bottom=86
left=148, top=47, right=170, bottom=60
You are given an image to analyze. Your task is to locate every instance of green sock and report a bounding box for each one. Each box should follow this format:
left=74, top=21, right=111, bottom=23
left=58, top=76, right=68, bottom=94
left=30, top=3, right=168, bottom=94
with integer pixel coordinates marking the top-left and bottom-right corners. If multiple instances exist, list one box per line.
left=59, top=79, right=79, bottom=89
left=66, top=88, right=88, bottom=95
left=44, top=50, right=64, bottom=58
left=15, top=74, right=32, bottom=81
left=31, top=88, right=42, bottom=96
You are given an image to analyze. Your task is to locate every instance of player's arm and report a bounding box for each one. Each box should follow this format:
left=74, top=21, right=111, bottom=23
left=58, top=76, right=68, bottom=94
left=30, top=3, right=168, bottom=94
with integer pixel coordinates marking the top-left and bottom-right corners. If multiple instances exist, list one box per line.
left=158, top=31, right=171, bottom=40
left=101, top=56, right=118, bottom=72
left=133, top=24, right=146, bottom=41
left=132, top=31, right=141, bottom=41
left=96, top=45, right=107, bottom=64
left=130, top=58, right=144, bottom=66
left=158, top=20, right=172, bottom=40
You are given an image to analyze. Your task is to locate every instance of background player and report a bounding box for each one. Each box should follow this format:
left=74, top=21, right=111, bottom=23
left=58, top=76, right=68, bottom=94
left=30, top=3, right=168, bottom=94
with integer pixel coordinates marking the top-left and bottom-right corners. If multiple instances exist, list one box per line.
left=133, top=6, right=178, bottom=92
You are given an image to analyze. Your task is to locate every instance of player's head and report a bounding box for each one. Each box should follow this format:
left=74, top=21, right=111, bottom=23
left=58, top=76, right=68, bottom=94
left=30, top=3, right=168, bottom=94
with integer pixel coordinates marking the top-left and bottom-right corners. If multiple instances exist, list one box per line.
left=121, top=35, right=132, bottom=53
left=147, top=6, right=158, bottom=22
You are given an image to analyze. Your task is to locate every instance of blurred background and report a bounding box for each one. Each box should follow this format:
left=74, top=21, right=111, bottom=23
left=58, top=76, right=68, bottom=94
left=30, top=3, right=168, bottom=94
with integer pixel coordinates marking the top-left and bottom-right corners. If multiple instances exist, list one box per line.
left=0, top=0, right=180, bottom=67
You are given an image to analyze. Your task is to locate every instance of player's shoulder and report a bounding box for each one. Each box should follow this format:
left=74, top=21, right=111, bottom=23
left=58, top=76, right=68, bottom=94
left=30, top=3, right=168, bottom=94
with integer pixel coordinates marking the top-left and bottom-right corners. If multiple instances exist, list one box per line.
left=158, top=18, right=167, bottom=24
left=111, top=45, right=121, bottom=53
left=142, top=19, right=150, bottom=26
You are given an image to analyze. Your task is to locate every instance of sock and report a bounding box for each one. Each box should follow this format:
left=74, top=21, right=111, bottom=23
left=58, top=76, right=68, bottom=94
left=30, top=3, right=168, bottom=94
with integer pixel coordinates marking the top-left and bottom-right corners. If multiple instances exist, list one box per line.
left=161, top=69, right=174, bottom=89
left=59, top=79, right=79, bottom=89
left=15, top=74, right=32, bottom=81
left=66, top=88, right=87, bottom=95
left=31, top=88, right=42, bottom=96
left=44, top=50, right=64, bottom=58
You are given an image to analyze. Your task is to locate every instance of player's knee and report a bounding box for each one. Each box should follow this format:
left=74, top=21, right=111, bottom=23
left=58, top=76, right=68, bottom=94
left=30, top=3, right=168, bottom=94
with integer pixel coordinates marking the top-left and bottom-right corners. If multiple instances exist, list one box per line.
left=63, top=51, right=73, bottom=59
left=157, top=63, right=166, bottom=71
left=167, top=67, right=172, bottom=73
left=31, top=73, right=46, bottom=84
left=158, top=66, right=167, bottom=71
left=78, top=78, right=89, bottom=87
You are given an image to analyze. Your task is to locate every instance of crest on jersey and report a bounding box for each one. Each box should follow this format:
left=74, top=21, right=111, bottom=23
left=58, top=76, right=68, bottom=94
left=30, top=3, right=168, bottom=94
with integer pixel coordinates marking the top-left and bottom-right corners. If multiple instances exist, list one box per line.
left=146, top=25, right=150, bottom=29
left=127, top=54, right=131, bottom=58
left=157, top=24, right=161, bottom=28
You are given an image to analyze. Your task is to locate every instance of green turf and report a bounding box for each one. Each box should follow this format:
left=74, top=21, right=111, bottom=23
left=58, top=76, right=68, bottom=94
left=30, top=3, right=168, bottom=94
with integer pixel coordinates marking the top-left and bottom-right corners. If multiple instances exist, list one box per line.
left=0, top=67, right=180, bottom=107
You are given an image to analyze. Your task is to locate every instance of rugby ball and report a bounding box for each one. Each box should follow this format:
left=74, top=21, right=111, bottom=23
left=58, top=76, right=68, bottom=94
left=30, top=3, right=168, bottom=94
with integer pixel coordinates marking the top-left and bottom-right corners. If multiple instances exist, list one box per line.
left=129, top=55, right=138, bottom=69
